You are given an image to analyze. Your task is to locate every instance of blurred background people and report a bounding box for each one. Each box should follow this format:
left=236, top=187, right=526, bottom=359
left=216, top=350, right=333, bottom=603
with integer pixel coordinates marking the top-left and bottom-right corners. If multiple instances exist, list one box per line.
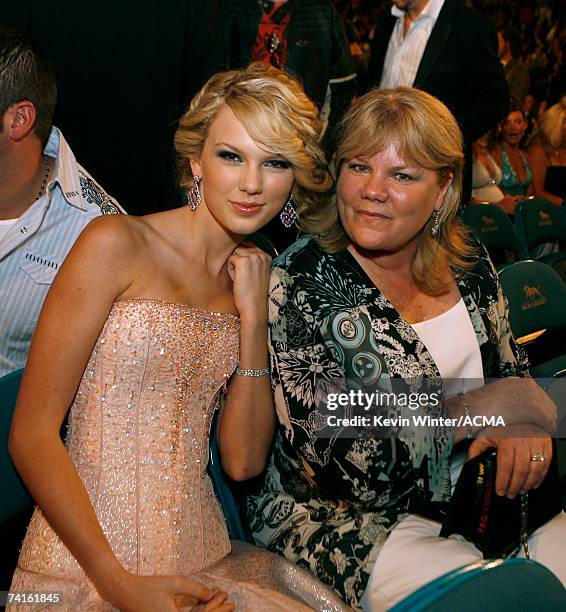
left=366, top=0, right=509, bottom=204
left=528, top=100, right=566, bottom=206
left=223, top=0, right=356, bottom=251
left=224, top=0, right=356, bottom=156
left=2, top=0, right=563, bottom=219
left=498, top=26, right=530, bottom=107
left=471, top=134, right=523, bottom=214
left=492, top=102, right=533, bottom=199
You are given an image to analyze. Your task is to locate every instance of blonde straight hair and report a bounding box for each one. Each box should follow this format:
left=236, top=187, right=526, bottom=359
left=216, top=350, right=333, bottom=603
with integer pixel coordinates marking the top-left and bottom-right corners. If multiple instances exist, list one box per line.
left=539, top=101, right=566, bottom=154
left=299, top=87, right=475, bottom=294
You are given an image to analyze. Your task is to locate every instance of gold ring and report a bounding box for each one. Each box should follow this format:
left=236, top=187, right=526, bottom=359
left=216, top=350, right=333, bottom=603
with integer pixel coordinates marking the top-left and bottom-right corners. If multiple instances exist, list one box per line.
left=530, top=453, right=545, bottom=462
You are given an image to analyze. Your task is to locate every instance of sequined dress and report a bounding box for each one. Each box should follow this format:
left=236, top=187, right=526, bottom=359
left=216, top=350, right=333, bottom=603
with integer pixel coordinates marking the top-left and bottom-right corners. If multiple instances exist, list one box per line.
left=10, top=299, right=348, bottom=611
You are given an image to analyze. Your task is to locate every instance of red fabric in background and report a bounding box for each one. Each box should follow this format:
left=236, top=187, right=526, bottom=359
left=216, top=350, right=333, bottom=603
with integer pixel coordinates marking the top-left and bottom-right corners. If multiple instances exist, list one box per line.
left=252, top=1, right=290, bottom=69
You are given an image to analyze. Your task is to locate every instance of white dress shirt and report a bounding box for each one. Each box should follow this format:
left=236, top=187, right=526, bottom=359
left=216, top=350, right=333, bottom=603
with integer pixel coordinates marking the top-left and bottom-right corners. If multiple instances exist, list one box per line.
left=381, top=0, right=445, bottom=88
left=0, top=127, right=125, bottom=377
left=0, top=219, right=17, bottom=244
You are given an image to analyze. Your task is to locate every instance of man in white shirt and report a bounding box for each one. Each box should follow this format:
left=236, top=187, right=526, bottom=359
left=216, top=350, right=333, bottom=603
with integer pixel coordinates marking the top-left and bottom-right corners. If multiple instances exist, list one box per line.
left=0, top=27, right=124, bottom=377
left=369, top=0, right=509, bottom=203
left=380, top=0, right=445, bottom=90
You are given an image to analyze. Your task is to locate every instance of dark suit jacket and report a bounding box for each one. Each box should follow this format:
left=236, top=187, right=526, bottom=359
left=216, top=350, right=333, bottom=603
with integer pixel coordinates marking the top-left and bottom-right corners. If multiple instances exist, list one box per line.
left=224, top=0, right=356, bottom=249
left=504, top=58, right=530, bottom=106
left=369, top=0, right=509, bottom=201
left=224, top=0, right=354, bottom=109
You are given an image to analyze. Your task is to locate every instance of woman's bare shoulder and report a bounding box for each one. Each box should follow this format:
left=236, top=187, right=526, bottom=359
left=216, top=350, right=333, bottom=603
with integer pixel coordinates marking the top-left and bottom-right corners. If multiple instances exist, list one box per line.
left=51, top=213, right=170, bottom=303
left=79, top=214, right=155, bottom=255
left=526, top=139, right=546, bottom=158
left=76, top=209, right=185, bottom=268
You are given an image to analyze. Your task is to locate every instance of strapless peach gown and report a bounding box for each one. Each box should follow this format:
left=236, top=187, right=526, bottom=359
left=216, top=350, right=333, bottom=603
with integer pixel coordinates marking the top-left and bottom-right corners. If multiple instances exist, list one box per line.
left=10, top=300, right=348, bottom=611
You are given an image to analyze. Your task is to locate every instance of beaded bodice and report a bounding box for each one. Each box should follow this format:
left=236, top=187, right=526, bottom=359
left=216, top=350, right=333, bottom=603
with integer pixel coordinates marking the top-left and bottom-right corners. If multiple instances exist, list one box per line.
left=18, top=299, right=239, bottom=579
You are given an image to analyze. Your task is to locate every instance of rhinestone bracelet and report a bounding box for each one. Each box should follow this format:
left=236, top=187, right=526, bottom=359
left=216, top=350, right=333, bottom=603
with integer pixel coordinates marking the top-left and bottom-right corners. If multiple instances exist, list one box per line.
left=235, top=367, right=270, bottom=377
left=457, top=392, right=472, bottom=439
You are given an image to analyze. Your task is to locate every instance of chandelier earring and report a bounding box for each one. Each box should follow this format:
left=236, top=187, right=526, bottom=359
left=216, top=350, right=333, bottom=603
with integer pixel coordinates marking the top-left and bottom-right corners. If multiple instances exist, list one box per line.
left=186, top=175, right=202, bottom=211
left=279, top=194, right=297, bottom=228
left=431, top=208, right=441, bottom=237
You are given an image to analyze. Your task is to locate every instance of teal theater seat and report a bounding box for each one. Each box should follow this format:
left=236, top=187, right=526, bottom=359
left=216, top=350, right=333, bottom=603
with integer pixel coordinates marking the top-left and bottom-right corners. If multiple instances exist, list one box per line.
left=514, top=198, right=566, bottom=281
left=0, top=369, right=33, bottom=524
left=208, top=426, right=254, bottom=543
left=390, top=558, right=566, bottom=611
left=460, top=203, right=520, bottom=268
left=498, top=260, right=566, bottom=377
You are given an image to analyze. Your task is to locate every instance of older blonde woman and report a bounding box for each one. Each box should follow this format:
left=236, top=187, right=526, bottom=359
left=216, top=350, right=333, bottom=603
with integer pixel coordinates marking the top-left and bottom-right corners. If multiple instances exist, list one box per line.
left=246, top=88, right=566, bottom=611
left=528, top=100, right=566, bottom=206
left=8, top=63, right=349, bottom=611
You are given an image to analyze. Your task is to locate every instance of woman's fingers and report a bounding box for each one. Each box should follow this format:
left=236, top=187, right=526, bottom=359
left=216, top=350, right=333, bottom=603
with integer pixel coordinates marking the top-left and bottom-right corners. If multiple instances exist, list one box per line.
left=494, top=442, right=515, bottom=497
left=228, top=246, right=272, bottom=320
left=231, top=244, right=271, bottom=260
left=504, top=443, right=531, bottom=498
left=228, top=251, right=272, bottom=278
left=522, top=438, right=552, bottom=492
left=193, top=589, right=234, bottom=611
left=493, top=432, right=553, bottom=497
left=171, top=576, right=216, bottom=603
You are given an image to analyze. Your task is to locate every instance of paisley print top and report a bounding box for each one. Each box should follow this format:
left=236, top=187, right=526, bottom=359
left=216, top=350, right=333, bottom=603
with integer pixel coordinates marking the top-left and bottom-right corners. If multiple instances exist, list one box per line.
left=246, top=235, right=529, bottom=610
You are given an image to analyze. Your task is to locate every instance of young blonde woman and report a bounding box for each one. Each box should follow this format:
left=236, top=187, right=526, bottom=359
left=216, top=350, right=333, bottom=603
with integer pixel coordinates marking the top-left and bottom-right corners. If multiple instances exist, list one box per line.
left=8, top=64, right=349, bottom=611
left=528, top=100, right=566, bottom=205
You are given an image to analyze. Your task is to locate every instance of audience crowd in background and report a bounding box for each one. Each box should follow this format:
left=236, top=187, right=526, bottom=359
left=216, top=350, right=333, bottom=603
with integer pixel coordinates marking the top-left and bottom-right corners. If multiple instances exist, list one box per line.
left=1, top=1, right=566, bottom=607
left=334, top=0, right=565, bottom=110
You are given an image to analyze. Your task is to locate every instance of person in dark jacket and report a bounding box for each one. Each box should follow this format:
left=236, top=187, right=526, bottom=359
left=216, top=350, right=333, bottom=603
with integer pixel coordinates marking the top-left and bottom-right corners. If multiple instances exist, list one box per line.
left=368, top=0, right=509, bottom=203
left=224, top=0, right=356, bottom=155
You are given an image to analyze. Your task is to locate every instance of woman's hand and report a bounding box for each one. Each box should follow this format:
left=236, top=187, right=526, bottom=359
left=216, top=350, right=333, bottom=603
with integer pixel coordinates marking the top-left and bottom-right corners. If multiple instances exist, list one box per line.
left=463, top=377, right=557, bottom=435
left=468, top=424, right=552, bottom=499
left=106, top=572, right=234, bottom=612
left=227, top=243, right=272, bottom=325
left=219, top=244, right=276, bottom=481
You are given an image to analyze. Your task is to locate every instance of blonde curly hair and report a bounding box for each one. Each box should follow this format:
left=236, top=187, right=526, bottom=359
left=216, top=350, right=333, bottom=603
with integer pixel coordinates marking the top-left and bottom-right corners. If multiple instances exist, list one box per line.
left=174, top=63, right=332, bottom=210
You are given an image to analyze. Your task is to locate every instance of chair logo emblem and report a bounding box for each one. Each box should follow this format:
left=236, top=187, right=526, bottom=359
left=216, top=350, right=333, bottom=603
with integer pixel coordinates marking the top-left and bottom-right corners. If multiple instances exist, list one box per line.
left=481, top=216, right=498, bottom=232
left=522, top=284, right=548, bottom=310
left=538, top=211, right=553, bottom=226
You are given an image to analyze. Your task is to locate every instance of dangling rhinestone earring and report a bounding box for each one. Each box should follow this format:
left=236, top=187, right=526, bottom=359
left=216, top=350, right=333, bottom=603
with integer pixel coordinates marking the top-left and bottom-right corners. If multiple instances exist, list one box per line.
left=186, top=175, right=202, bottom=211
left=280, top=194, right=296, bottom=228
left=431, top=208, right=441, bottom=237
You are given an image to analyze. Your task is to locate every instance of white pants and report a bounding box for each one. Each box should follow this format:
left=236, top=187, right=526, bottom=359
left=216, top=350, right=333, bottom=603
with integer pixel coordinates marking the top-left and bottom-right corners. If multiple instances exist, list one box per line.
left=360, top=511, right=566, bottom=611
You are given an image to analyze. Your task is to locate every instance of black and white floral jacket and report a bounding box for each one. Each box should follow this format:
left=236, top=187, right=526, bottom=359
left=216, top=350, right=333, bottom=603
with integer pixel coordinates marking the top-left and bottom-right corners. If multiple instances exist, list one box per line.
left=246, top=235, right=529, bottom=610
